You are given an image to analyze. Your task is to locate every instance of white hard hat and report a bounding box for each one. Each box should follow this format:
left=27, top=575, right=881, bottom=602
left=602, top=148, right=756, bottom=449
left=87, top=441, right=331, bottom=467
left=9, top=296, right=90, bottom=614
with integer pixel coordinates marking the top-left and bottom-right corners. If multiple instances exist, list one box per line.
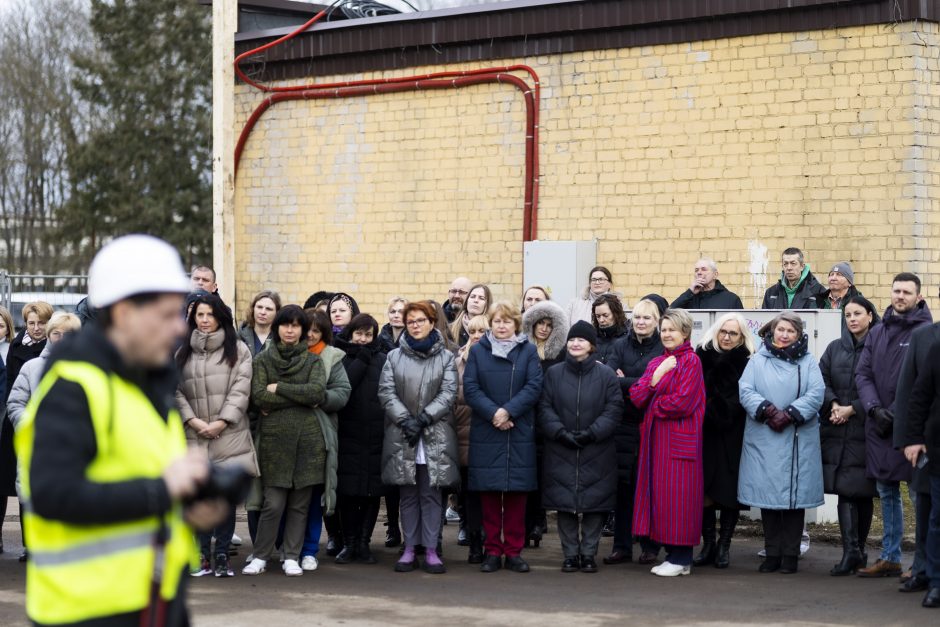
left=88, top=235, right=192, bottom=308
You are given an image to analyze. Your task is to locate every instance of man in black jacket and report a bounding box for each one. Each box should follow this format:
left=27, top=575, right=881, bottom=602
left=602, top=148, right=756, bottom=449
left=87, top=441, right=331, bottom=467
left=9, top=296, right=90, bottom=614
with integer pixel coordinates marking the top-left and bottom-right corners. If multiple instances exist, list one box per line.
left=761, top=247, right=826, bottom=309
left=671, top=258, right=744, bottom=310
left=896, top=297, right=940, bottom=597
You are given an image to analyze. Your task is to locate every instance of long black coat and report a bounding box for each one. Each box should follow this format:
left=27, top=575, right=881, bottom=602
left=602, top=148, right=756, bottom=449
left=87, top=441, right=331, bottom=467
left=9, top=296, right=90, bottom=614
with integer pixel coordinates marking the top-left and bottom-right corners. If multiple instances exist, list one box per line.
left=903, top=338, right=940, bottom=477
left=594, top=324, right=626, bottom=366
left=605, top=330, right=664, bottom=482
left=895, top=322, right=940, bottom=493
left=335, top=337, right=388, bottom=497
left=538, top=354, right=622, bottom=513
left=697, top=343, right=750, bottom=509
left=1, top=331, right=44, bottom=497
left=819, top=329, right=878, bottom=498
left=671, top=280, right=744, bottom=310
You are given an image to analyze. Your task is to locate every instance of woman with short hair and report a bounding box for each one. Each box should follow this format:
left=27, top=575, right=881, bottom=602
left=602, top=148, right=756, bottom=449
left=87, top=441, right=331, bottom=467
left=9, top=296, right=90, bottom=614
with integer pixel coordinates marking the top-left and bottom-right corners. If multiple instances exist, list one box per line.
left=450, top=284, right=492, bottom=347
left=464, top=302, right=543, bottom=574
left=333, top=314, right=388, bottom=564
left=243, top=305, right=332, bottom=577
left=630, top=309, right=706, bottom=577
left=566, top=266, right=625, bottom=326
left=239, top=290, right=281, bottom=357
left=175, top=295, right=257, bottom=578
left=521, top=286, right=549, bottom=313
left=378, top=297, right=408, bottom=354
left=819, top=296, right=880, bottom=575
left=592, top=293, right=628, bottom=366
left=692, top=313, right=756, bottom=570
left=738, top=312, right=825, bottom=575
left=379, top=301, right=459, bottom=574
left=604, top=299, right=665, bottom=565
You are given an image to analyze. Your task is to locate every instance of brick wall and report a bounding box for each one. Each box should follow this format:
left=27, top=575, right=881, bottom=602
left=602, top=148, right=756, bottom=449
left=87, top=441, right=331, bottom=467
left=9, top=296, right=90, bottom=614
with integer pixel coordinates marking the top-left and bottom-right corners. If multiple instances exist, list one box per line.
left=231, top=22, right=940, bottom=322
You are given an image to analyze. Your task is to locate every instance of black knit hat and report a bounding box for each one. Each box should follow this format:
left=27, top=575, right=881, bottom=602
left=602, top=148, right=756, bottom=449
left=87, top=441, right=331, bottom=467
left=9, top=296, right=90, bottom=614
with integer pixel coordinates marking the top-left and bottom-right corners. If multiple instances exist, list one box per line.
left=641, top=293, right=669, bottom=316
left=567, top=320, right=597, bottom=345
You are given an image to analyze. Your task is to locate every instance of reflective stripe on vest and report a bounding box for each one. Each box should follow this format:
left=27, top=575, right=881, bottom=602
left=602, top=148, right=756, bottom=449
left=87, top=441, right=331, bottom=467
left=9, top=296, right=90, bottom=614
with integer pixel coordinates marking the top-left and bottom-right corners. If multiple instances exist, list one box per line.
left=14, top=360, right=194, bottom=625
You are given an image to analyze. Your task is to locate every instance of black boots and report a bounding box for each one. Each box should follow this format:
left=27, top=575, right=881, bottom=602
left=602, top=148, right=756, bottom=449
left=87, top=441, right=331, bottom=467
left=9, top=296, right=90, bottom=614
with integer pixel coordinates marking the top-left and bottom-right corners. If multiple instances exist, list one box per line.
left=831, top=501, right=863, bottom=576
left=467, top=531, right=484, bottom=564
left=715, top=509, right=738, bottom=569
left=693, top=507, right=717, bottom=567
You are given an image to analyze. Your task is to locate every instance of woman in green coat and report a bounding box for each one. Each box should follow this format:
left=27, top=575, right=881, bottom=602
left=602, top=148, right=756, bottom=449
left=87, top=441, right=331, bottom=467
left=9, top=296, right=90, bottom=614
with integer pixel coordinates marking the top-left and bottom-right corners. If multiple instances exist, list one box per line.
left=243, top=305, right=328, bottom=578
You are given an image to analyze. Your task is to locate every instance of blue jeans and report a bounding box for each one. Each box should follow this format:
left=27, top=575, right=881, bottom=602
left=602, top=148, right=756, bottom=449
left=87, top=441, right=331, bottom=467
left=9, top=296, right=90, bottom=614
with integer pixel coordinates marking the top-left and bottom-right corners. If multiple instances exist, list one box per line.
left=301, top=485, right=325, bottom=559
left=928, top=474, right=940, bottom=588
left=876, top=480, right=904, bottom=563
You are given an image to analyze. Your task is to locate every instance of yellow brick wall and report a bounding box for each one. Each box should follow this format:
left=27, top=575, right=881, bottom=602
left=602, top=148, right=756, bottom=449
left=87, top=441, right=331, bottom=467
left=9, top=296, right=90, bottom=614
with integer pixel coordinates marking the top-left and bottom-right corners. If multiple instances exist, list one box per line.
left=231, top=21, right=940, bottom=323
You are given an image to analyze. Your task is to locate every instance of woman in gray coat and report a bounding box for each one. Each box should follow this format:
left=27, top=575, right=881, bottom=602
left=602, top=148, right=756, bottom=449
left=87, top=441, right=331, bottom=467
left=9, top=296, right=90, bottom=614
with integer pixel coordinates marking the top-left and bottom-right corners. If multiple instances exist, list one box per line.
left=379, top=301, right=459, bottom=575
left=739, top=312, right=825, bottom=575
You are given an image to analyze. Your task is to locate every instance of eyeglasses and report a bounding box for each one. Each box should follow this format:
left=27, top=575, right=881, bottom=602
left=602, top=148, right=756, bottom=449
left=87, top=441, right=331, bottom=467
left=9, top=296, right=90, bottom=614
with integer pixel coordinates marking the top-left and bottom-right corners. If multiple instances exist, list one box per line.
left=718, top=330, right=741, bottom=338
left=406, top=318, right=429, bottom=327
left=590, top=277, right=609, bottom=283
left=448, top=289, right=469, bottom=296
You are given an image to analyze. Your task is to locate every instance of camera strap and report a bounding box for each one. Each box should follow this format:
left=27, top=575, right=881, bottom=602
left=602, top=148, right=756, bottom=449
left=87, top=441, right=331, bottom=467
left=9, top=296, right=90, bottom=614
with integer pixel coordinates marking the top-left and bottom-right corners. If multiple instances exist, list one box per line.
left=139, top=521, right=169, bottom=627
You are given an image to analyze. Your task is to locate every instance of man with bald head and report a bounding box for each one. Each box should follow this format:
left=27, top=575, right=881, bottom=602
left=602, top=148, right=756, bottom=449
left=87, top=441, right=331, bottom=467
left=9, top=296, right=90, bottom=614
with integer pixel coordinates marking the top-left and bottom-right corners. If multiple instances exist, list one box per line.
left=444, top=276, right=473, bottom=323
left=671, top=258, right=743, bottom=310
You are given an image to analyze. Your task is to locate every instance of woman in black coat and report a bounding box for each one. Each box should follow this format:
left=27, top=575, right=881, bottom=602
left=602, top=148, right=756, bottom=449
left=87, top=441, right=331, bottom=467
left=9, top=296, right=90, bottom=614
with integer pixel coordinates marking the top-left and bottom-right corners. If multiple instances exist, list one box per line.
left=334, top=314, right=388, bottom=564
left=693, top=313, right=755, bottom=569
left=819, top=296, right=880, bottom=575
left=591, top=294, right=627, bottom=366
left=603, top=298, right=664, bottom=565
left=539, top=321, right=623, bottom=573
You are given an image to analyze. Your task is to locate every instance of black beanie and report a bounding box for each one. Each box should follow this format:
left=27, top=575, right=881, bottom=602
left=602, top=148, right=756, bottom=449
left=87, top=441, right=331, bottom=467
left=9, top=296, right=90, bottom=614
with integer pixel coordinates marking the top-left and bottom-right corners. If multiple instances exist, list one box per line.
left=641, top=293, right=669, bottom=316
left=567, top=320, right=597, bottom=345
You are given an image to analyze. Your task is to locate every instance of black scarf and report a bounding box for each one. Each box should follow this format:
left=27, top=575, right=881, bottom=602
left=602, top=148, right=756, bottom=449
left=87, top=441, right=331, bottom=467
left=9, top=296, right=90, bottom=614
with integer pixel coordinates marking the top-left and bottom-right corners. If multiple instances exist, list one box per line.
left=763, top=333, right=808, bottom=364
left=404, top=329, right=439, bottom=355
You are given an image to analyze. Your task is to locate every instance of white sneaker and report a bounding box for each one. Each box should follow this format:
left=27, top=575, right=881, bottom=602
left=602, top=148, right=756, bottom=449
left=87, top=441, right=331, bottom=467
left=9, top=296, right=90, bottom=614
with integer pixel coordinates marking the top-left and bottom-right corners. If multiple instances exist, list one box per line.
left=232, top=533, right=243, bottom=546
left=242, top=558, right=266, bottom=576
left=244, top=553, right=255, bottom=565
left=283, top=559, right=303, bottom=577
left=650, top=562, right=665, bottom=575
left=758, top=548, right=767, bottom=558
left=652, top=561, right=691, bottom=577
left=301, top=555, right=319, bottom=571
left=445, top=507, right=460, bottom=523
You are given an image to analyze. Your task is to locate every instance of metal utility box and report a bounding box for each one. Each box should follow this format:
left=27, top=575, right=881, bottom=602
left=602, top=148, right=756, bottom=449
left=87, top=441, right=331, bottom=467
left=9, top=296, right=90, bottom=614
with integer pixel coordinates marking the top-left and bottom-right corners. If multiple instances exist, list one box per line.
left=523, top=240, right=597, bottom=307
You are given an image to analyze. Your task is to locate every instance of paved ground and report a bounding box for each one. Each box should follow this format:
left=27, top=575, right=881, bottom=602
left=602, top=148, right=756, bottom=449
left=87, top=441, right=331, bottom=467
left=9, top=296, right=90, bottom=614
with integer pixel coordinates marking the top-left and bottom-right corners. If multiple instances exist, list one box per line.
left=0, top=514, right=931, bottom=627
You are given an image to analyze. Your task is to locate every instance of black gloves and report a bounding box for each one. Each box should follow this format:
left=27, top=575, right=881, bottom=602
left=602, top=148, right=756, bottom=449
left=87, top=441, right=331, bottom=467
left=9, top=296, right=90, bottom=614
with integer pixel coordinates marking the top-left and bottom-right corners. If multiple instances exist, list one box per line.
left=573, top=430, right=595, bottom=448
left=870, top=407, right=894, bottom=439
left=398, top=417, right=422, bottom=447
left=415, top=412, right=432, bottom=429
left=556, top=430, right=581, bottom=450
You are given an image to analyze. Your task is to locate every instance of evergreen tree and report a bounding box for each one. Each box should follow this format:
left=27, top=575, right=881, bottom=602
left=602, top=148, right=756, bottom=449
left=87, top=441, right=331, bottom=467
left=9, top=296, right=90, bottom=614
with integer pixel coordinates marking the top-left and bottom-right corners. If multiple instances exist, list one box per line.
left=63, top=0, right=212, bottom=268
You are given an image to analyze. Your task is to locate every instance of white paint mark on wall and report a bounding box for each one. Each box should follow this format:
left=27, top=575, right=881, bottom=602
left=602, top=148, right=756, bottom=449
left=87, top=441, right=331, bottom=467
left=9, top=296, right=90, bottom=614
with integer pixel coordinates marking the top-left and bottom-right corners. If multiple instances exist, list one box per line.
left=748, top=240, right=769, bottom=307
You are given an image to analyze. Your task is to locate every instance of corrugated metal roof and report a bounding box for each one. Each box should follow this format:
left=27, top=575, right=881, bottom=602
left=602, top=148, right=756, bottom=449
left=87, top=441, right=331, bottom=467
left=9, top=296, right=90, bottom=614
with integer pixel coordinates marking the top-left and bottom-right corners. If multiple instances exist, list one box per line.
left=234, top=0, right=940, bottom=80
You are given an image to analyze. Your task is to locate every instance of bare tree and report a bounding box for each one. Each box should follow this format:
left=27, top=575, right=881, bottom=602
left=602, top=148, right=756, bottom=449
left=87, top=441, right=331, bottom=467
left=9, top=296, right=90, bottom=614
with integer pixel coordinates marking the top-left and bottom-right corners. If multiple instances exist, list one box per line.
left=0, top=0, right=90, bottom=275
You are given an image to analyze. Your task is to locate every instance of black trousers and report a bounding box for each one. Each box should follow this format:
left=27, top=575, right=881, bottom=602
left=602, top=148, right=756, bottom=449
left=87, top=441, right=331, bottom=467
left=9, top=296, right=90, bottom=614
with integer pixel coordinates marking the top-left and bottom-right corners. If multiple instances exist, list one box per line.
left=457, top=467, right=483, bottom=533
left=384, top=488, right=400, bottom=530
left=761, top=508, right=804, bottom=558
left=338, top=495, right=381, bottom=545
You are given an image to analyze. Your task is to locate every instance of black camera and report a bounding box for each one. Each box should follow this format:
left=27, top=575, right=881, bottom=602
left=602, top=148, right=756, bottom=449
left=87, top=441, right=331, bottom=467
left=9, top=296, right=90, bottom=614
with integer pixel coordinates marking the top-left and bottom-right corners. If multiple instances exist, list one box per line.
left=185, top=464, right=252, bottom=506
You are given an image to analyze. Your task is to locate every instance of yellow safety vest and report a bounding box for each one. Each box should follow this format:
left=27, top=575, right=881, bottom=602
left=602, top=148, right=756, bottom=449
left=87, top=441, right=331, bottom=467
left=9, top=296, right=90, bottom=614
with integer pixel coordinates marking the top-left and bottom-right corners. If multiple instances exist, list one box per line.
left=15, top=360, right=194, bottom=625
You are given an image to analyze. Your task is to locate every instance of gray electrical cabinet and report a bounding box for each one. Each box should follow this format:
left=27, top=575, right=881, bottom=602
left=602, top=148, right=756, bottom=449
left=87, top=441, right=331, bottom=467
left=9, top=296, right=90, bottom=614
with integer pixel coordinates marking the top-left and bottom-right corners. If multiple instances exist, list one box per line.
left=523, top=240, right=597, bottom=306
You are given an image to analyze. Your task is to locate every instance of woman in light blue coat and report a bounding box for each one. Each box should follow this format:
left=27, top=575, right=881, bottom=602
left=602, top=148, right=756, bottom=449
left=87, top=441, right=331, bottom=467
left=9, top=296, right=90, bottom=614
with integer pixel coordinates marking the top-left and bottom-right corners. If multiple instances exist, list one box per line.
left=738, top=312, right=824, bottom=575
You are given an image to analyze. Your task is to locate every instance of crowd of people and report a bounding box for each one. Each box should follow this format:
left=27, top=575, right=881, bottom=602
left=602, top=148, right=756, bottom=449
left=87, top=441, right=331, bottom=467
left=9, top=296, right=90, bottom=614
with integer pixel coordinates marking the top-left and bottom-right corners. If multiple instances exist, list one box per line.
left=0, top=245, right=937, bottom=610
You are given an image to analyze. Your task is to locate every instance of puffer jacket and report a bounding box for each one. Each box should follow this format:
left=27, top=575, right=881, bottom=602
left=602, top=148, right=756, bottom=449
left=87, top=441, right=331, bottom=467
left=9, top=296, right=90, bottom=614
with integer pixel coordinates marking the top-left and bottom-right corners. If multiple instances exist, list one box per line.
left=379, top=331, right=459, bottom=489
left=606, top=330, right=664, bottom=481
left=819, top=327, right=877, bottom=498
left=377, top=323, right=403, bottom=355
left=595, top=324, right=627, bottom=366
left=738, top=340, right=825, bottom=510
left=464, top=334, right=543, bottom=492
left=7, top=342, right=53, bottom=429
left=334, top=336, right=387, bottom=497
left=761, top=265, right=826, bottom=310
left=538, top=354, right=622, bottom=513
left=176, top=329, right=259, bottom=476
left=521, top=301, right=569, bottom=372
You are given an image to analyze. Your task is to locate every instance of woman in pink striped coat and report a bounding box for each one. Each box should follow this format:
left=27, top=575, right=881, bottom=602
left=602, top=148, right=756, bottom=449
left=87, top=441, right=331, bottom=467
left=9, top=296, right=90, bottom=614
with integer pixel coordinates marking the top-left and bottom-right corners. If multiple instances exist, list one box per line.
left=630, top=308, right=706, bottom=577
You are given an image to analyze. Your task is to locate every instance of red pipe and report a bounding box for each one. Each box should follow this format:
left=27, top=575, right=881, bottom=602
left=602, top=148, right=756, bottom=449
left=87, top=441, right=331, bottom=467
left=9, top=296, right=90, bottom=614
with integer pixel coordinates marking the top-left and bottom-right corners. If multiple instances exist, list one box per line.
left=233, top=7, right=541, bottom=239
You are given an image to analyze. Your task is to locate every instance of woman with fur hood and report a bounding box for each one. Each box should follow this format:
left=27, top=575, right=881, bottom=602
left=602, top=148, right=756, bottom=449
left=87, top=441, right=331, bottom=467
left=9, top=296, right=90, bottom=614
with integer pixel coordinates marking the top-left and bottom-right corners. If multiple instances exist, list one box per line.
left=521, top=300, right=569, bottom=547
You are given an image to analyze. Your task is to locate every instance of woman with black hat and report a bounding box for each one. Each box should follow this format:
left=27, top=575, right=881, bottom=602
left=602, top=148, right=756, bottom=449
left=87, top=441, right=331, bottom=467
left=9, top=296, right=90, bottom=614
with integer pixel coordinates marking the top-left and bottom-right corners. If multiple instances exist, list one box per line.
left=539, top=320, right=623, bottom=572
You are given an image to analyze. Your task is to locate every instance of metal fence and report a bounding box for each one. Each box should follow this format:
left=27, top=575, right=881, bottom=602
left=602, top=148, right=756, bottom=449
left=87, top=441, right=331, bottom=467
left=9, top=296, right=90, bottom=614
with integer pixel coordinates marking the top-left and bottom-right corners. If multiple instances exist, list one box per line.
left=0, top=272, right=88, bottom=329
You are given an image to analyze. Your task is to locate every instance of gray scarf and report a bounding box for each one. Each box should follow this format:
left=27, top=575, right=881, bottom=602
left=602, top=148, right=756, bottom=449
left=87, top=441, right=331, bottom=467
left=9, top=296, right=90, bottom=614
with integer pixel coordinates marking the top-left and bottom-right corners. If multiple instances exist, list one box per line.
left=488, top=331, right=528, bottom=359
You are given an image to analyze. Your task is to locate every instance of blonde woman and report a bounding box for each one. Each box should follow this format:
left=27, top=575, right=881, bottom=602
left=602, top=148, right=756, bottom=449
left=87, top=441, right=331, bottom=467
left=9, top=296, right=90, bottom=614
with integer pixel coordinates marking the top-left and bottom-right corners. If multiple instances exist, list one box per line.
left=379, top=296, right=408, bottom=354
left=450, top=284, right=492, bottom=347
left=455, top=315, right=490, bottom=563
left=0, top=306, right=14, bottom=365
left=692, top=313, right=756, bottom=570
left=520, top=286, right=549, bottom=313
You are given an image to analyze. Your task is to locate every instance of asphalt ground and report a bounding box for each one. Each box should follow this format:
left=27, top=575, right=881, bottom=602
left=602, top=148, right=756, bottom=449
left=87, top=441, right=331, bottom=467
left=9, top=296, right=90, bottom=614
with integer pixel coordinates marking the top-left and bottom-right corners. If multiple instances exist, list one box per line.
left=0, top=507, right=931, bottom=627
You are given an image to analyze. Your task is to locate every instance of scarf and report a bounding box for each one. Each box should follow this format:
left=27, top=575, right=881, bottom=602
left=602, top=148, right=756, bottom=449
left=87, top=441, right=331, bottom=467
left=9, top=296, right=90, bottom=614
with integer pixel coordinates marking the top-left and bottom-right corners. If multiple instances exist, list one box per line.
left=405, top=329, right=440, bottom=355
left=763, top=333, right=809, bottom=364
left=308, top=340, right=326, bottom=355
left=488, top=331, right=528, bottom=360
